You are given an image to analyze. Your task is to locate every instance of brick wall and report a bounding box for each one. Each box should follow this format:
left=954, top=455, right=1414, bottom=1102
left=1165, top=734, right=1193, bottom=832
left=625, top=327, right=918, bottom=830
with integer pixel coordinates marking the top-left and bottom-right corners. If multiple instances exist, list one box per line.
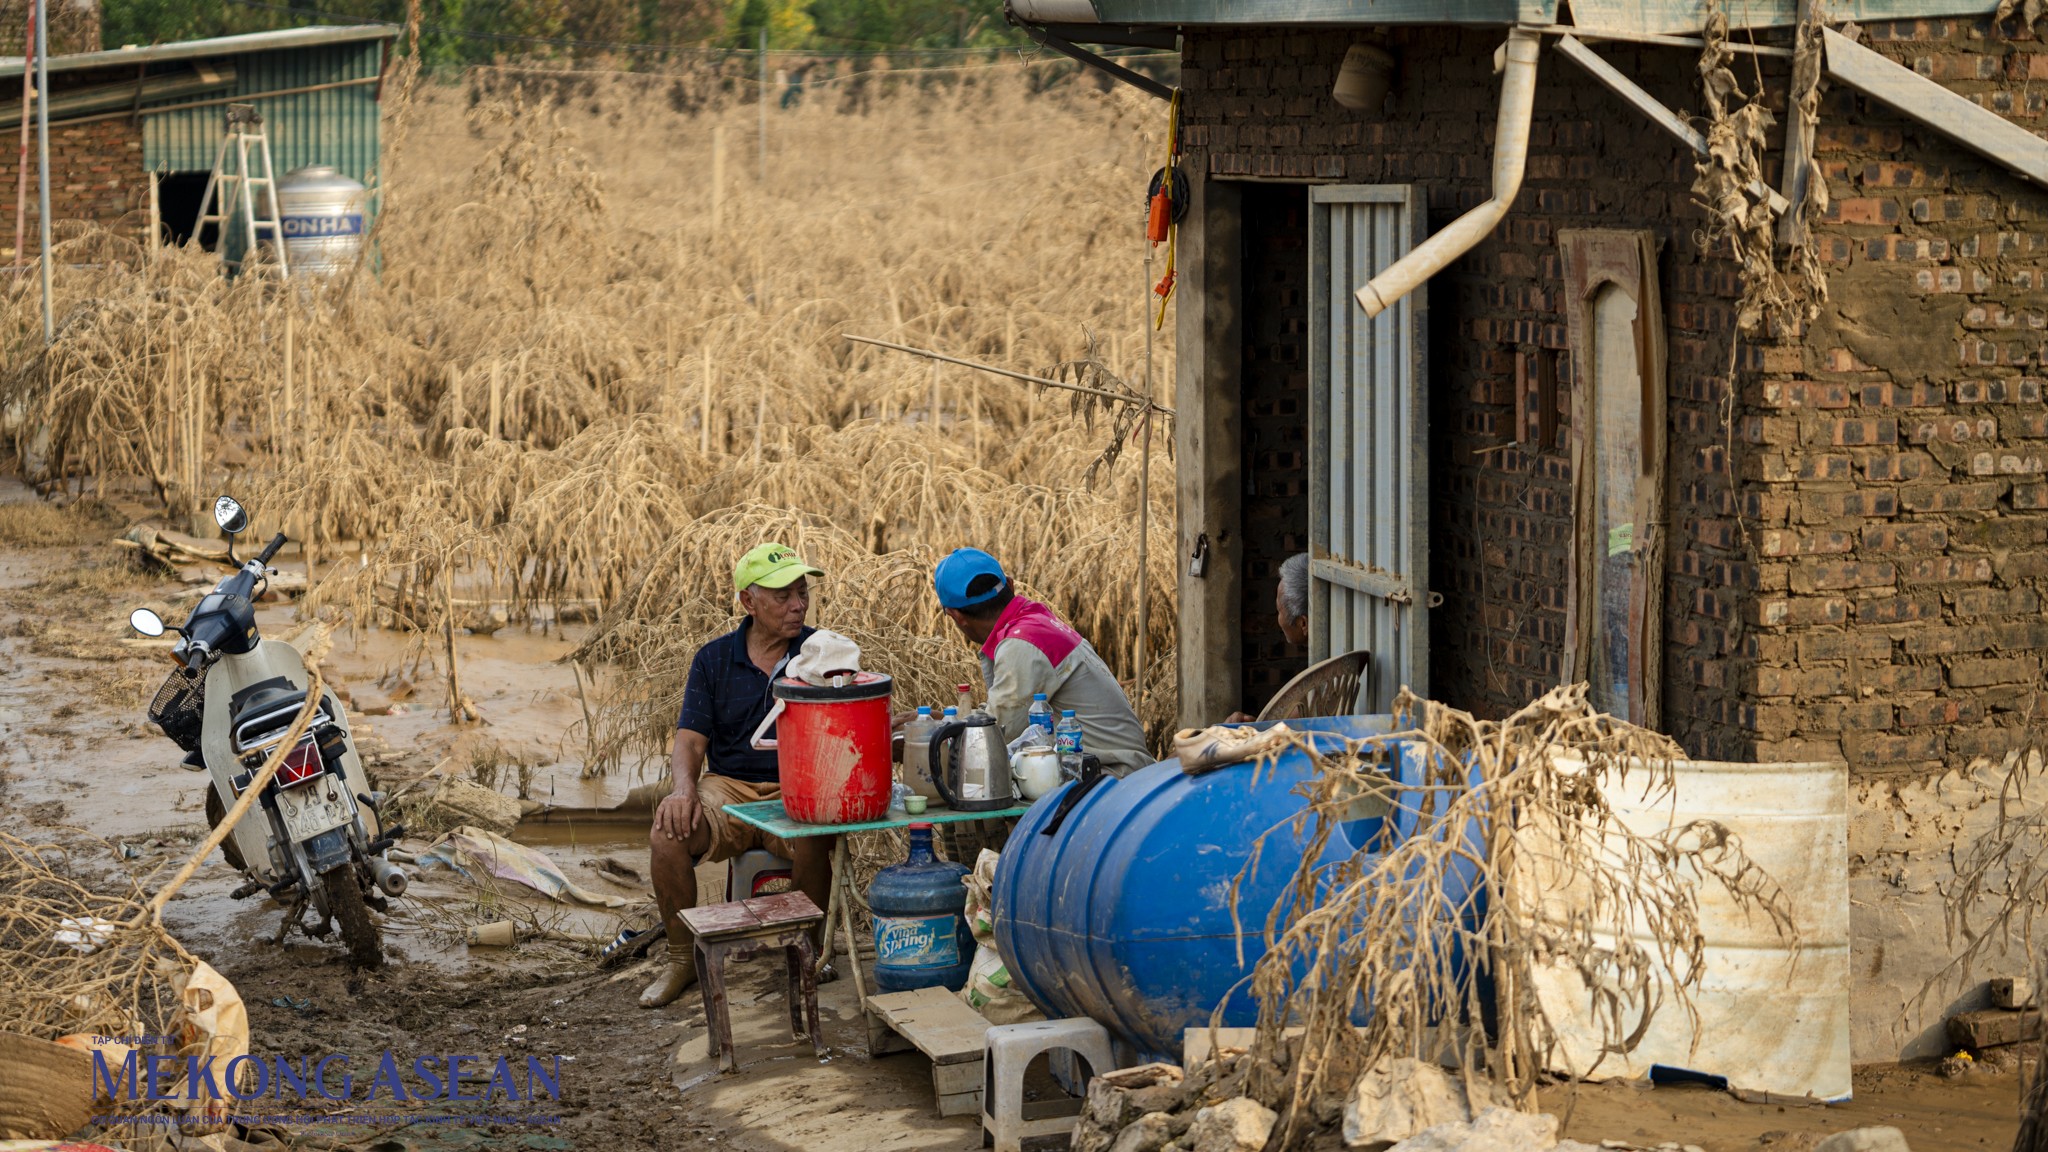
left=1181, top=27, right=1754, bottom=757
left=1746, top=17, right=2048, bottom=773
left=0, top=83, right=144, bottom=260
left=1239, top=181, right=1311, bottom=708
left=0, top=0, right=102, bottom=56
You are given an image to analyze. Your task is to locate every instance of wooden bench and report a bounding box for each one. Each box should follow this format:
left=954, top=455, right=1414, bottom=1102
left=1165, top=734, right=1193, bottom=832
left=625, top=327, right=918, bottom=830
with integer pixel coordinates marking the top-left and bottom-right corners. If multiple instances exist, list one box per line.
left=866, top=986, right=992, bottom=1117
left=679, top=891, right=825, bottom=1073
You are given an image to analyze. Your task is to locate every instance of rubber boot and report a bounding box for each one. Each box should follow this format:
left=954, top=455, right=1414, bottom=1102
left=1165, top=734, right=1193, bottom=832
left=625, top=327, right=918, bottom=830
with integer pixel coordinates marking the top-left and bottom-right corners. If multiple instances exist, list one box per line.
left=638, top=929, right=697, bottom=1008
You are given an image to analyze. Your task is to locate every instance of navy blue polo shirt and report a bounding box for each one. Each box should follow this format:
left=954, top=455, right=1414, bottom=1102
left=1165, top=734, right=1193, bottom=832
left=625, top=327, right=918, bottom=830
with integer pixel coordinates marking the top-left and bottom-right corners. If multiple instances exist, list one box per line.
left=677, top=618, right=816, bottom=784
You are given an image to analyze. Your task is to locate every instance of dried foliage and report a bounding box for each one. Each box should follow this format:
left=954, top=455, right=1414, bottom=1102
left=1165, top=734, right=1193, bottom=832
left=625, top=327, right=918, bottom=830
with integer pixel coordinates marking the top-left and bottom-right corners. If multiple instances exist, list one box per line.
left=1781, top=3, right=1832, bottom=317
left=1926, top=747, right=2048, bottom=1151
left=1689, top=6, right=1796, bottom=334
left=0, top=830, right=185, bottom=1043
left=0, top=67, right=1180, bottom=770
left=1231, top=686, right=1798, bottom=1142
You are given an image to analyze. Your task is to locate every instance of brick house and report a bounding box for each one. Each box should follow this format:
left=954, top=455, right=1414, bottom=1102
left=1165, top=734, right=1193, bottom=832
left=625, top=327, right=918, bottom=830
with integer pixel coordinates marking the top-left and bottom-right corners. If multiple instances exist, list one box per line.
left=1010, top=0, right=2048, bottom=1062
left=0, top=25, right=395, bottom=261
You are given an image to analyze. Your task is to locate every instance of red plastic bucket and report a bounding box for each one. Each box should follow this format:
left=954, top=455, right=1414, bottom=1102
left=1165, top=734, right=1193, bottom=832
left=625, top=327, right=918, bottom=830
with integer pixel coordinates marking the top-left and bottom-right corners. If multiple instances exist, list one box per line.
left=773, top=672, right=894, bottom=825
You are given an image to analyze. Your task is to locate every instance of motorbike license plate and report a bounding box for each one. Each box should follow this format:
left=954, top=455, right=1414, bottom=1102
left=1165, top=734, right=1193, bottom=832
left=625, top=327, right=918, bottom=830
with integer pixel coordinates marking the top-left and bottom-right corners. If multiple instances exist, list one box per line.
left=275, top=781, right=353, bottom=842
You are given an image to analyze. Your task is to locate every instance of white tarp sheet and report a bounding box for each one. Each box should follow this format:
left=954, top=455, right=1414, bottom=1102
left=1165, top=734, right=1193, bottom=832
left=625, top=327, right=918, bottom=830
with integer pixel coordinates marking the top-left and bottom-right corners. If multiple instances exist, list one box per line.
left=1531, top=756, right=1850, bottom=1103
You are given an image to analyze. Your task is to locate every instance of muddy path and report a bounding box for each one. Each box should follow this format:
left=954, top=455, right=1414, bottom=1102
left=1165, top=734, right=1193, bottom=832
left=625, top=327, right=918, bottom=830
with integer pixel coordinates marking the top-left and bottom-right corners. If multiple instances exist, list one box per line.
left=0, top=485, right=2027, bottom=1152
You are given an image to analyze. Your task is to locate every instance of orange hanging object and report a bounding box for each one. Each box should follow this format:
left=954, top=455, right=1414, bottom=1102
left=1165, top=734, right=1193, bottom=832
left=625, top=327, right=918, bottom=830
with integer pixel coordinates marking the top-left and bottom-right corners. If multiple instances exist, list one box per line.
left=1153, top=267, right=1176, bottom=299
left=1146, top=187, right=1172, bottom=244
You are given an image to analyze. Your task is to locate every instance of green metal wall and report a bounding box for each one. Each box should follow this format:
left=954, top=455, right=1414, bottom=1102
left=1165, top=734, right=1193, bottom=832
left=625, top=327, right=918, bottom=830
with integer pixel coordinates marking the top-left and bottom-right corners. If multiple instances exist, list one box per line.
left=142, top=40, right=385, bottom=186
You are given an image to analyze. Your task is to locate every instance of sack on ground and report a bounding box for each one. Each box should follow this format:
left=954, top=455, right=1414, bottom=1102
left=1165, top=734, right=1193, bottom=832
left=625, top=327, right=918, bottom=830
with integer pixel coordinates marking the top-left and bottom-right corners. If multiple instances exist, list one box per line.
left=962, top=942, right=1039, bottom=1024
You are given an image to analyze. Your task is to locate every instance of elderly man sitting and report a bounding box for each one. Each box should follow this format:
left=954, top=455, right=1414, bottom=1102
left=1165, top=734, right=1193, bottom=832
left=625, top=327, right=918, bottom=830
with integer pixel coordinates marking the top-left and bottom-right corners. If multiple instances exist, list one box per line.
left=642, top=542, right=835, bottom=1008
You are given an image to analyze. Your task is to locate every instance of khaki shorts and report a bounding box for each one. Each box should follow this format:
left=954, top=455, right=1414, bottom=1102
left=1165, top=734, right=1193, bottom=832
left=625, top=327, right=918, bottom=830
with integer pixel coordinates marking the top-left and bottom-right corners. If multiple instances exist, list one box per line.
left=696, top=774, right=805, bottom=864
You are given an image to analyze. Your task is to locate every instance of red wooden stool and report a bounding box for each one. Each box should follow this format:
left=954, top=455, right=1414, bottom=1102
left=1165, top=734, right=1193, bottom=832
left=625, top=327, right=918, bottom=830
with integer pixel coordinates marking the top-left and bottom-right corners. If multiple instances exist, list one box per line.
left=678, top=890, right=827, bottom=1072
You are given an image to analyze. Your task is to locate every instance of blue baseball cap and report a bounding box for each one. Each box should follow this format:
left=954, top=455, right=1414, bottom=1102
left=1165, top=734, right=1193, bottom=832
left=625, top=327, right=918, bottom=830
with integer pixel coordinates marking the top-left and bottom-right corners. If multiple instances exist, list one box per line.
left=934, top=548, right=1008, bottom=610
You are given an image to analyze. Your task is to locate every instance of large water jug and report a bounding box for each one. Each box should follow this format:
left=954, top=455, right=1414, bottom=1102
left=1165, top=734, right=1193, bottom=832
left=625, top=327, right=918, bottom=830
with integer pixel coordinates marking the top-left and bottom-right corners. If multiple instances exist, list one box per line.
left=869, top=823, right=973, bottom=992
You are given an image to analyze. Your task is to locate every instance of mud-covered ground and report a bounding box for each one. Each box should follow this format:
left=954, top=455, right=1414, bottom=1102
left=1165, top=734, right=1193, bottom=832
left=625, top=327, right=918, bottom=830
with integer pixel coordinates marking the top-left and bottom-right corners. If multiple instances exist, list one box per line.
left=0, top=483, right=2025, bottom=1151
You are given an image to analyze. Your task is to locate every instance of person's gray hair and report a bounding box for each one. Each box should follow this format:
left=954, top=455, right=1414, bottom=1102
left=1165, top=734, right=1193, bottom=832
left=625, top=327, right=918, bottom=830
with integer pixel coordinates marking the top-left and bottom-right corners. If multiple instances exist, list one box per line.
left=1279, top=553, right=1310, bottom=623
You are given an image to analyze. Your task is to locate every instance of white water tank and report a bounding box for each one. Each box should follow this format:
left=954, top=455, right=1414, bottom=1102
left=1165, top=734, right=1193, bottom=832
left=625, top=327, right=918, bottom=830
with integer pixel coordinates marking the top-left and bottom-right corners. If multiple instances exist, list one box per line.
left=276, top=164, right=368, bottom=276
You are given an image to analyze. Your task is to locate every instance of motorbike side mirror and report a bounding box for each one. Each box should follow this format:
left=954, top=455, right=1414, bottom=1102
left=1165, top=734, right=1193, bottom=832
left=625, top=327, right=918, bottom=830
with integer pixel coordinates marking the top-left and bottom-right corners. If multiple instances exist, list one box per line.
left=130, top=608, right=166, bottom=637
left=213, top=496, right=249, bottom=536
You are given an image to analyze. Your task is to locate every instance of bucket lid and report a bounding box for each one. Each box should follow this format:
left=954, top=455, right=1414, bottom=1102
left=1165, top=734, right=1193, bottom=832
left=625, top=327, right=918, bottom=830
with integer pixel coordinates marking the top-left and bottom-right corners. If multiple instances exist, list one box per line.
left=772, top=670, right=893, bottom=703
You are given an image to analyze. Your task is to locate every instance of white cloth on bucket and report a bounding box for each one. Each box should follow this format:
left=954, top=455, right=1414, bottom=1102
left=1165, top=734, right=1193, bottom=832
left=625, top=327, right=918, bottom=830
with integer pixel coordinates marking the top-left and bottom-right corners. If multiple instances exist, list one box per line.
left=749, top=629, right=864, bottom=750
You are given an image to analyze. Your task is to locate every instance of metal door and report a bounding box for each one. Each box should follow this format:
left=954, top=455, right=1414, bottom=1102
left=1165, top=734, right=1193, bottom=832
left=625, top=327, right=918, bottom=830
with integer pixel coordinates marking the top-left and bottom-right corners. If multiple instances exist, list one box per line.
left=1307, top=185, right=1428, bottom=711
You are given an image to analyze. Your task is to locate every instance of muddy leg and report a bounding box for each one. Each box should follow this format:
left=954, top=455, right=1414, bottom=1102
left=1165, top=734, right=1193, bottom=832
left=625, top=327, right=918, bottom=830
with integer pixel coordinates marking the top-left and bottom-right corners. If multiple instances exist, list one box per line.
left=641, top=820, right=710, bottom=1008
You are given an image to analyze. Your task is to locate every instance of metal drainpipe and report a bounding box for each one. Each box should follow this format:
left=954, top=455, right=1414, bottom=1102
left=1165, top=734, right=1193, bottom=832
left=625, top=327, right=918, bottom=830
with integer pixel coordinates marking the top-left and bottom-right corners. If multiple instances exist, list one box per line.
left=1355, top=27, right=1542, bottom=319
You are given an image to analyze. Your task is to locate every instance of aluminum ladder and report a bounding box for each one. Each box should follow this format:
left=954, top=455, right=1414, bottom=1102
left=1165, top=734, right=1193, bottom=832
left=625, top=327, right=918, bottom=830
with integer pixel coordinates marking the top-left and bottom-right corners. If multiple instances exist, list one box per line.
left=188, top=103, right=289, bottom=278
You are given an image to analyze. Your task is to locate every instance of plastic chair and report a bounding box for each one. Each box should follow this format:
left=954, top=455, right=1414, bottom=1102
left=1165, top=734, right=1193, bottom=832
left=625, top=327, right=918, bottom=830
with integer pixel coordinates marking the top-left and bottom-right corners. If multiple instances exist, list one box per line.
left=1255, top=649, right=1373, bottom=721
left=727, top=848, right=794, bottom=900
left=980, top=1018, right=1114, bottom=1152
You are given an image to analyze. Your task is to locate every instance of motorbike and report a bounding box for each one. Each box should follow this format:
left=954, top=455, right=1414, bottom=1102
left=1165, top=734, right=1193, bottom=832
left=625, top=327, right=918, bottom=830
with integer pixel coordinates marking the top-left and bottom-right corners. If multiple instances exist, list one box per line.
left=129, top=495, right=405, bottom=967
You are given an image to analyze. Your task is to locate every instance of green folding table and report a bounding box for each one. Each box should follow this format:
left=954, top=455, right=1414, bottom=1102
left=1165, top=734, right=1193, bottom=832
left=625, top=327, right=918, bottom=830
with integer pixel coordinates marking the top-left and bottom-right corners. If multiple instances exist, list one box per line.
left=721, top=798, right=1032, bottom=1014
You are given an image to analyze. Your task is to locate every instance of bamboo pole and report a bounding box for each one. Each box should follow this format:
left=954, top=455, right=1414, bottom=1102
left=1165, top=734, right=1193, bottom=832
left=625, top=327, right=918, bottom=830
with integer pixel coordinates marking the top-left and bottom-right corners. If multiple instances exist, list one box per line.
left=283, top=307, right=294, bottom=431
left=753, top=370, right=767, bottom=459
left=1136, top=251, right=1154, bottom=704
left=488, top=360, right=503, bottom=439
left=449, top=363, right=464, bottom=429
left=10, top=0, right=33, bottom=268
left=132, top=662, right=326, bottom=927
left=845, top=335, right=1177, bottom=416
left=928, top=359, right=940, bottom=428
left=444, top=561, right=465, bottom=723
left=710, top=125, right=726, bottom=233
left=700, top=346, right=713, bottom=453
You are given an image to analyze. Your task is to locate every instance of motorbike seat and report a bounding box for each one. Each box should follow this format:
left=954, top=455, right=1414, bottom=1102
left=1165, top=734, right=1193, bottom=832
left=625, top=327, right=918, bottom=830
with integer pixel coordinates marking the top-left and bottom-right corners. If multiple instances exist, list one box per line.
left=230, top=683, right=318, bottom=753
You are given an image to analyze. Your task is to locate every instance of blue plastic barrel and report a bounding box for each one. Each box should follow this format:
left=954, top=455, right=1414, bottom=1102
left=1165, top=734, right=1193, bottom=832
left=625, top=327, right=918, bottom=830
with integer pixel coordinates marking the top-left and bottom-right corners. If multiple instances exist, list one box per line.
left=869, top=822, right=974, bottom=993
left=992, top=715, right=1479, bottom=1062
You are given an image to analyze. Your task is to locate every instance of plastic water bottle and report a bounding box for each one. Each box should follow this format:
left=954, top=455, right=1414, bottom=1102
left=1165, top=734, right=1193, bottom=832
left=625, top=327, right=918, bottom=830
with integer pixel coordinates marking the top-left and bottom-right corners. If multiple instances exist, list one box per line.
left=1054, top=709, right=1083, bottom=778
left=956, top=683, right=975, bottom=714
left=1028, top=693, right=1053, bottom=738
left=903, top=706, right=938, bottom=800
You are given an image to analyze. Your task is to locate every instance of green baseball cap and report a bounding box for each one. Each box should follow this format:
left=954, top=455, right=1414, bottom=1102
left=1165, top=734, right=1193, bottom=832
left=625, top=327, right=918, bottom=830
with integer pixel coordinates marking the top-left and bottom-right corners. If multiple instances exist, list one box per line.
left=734, top=542, right=823, bottom=594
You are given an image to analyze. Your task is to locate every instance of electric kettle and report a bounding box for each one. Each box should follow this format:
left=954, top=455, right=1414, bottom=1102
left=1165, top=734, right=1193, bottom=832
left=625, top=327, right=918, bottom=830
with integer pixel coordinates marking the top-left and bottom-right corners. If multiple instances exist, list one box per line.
left=926, top=710, right=1017, bottom=812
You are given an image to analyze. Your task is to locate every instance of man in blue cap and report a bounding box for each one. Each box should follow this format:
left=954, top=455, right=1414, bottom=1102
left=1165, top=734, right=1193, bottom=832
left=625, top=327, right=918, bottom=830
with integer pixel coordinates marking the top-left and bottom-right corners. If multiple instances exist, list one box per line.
left=932, top=548, right=1150, bottom=775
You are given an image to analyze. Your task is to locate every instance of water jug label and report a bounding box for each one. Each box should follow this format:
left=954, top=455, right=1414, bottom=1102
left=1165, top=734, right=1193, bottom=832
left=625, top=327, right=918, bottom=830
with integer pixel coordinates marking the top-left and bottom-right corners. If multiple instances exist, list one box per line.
left=874, top=915, right=959, bottom=967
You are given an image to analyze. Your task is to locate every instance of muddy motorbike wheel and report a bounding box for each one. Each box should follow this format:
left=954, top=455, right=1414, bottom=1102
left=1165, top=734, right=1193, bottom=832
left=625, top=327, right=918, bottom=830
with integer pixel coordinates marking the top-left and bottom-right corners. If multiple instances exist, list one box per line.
left=203, top=786, right=249, bottom=873
left=321, top=867, right=383, bottom=969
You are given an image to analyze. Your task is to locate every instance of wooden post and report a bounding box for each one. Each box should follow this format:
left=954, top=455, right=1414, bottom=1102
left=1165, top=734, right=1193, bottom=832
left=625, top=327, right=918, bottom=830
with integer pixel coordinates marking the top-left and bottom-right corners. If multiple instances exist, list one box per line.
left=758, top=28, right=768, bottom=186
left=928, top=359, right=940, bottom=428
left=448, top=363, right=464, bottom=430
left=711, top=125, right=726, bottom=232
left=753, top=371, right=767, bottom=459
left=283, top=307, right=294, bottom=432
left=488, top=359, right=503, bottom=440
left=1136, top=250, right=1153, bottom=704
left=701, top=346, right=713, bottom=453
left=444, top=561, right=464, bottom=724
left=147, top=169, right=160, bottom=256
left=1777, top=0, right=1819, bottom=248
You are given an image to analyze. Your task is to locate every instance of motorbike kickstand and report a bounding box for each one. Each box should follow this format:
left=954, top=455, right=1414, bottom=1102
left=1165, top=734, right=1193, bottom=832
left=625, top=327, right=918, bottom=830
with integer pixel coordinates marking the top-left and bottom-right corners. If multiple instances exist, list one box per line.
left=273, top=897, right=307, bottom=946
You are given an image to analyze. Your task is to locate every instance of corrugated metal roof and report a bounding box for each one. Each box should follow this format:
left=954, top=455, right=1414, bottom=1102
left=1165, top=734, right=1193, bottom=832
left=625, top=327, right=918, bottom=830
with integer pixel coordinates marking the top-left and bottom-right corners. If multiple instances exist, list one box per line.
left=0, top=25, right=396, bottom=80
left=1021, top=0, right=2000, bottom=31
left=143, top=39, right=385, bottom=182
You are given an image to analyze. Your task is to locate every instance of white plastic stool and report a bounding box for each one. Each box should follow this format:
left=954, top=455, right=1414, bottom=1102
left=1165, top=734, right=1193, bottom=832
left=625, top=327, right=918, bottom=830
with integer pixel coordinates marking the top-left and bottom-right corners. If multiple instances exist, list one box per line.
left=980, top=1018, right=1114, bottom=1152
